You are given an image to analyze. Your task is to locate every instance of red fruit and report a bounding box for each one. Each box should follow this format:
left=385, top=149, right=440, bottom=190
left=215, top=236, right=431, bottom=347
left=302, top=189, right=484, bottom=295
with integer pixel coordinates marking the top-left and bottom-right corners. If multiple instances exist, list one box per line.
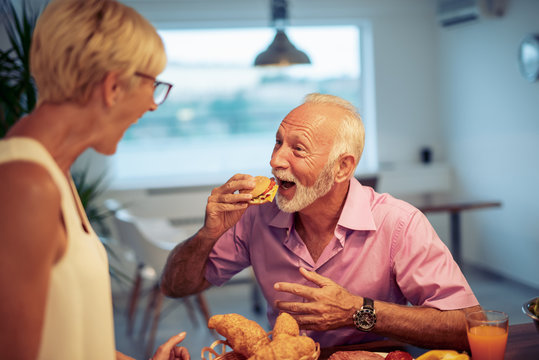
left=385, top=350, right=414, bottom=360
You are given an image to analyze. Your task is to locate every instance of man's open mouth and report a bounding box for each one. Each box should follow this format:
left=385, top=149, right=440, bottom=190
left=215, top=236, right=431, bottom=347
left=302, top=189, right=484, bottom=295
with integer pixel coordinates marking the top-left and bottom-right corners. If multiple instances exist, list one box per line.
left=277, top=179, right=296, bottom=190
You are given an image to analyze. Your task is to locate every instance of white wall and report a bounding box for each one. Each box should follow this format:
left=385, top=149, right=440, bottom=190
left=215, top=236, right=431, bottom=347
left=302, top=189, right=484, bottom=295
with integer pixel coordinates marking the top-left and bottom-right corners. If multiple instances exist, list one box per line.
left=437, top=0, right=539, bottom=287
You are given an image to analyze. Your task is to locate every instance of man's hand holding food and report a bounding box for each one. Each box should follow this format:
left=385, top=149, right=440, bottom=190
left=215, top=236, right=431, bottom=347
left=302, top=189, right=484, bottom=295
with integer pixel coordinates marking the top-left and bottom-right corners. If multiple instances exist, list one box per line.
left=201, top=174, right=278, bottom=240
left=200, top=174, right=255, bottom=240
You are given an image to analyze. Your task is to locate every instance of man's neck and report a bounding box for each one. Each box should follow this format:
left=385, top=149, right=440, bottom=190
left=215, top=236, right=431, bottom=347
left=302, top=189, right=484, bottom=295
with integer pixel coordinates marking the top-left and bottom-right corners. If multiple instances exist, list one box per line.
left=294, top=180, right=350, bottom=262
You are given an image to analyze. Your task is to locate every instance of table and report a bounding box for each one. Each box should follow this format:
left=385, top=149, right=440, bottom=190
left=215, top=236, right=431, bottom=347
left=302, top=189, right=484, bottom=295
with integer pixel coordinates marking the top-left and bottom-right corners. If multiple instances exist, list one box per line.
left=320, top=323, right=539, bottom=359
left=505, top=322, right=539, bottom=359
left=399, top=193, right=501, bottom=265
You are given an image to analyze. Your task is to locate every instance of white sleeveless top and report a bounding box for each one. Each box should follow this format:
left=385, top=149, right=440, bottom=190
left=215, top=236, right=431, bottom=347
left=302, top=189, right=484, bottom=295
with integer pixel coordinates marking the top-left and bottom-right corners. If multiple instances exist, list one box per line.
left=0, top=137, right=116, bottom=360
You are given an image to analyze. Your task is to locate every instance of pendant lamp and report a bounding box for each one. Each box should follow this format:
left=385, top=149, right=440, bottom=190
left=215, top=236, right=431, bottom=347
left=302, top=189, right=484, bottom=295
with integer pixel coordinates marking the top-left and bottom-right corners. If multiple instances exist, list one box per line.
left=254, top=0, right=311, bottom=67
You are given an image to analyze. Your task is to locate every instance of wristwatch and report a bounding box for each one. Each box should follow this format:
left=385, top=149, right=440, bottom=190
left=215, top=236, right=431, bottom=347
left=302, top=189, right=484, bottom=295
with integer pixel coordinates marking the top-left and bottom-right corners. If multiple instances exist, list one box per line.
left=353, top=297, right=377, bottom=332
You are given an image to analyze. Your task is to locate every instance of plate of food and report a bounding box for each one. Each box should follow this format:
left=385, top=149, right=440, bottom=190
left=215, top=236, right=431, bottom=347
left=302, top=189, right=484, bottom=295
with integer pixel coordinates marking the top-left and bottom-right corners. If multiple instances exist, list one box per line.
left=522, top=296, right=539, bottom=333
left=328, top=349, right=469, bottom=360
left=328, top=350, right=413, bottom=360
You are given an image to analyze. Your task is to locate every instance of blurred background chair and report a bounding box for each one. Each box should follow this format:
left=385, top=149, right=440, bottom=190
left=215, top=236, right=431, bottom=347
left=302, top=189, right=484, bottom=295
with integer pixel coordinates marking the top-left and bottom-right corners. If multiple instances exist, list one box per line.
left=105, top=199, right=211, bottom=358
left=108, top=187, right=265, bottom=315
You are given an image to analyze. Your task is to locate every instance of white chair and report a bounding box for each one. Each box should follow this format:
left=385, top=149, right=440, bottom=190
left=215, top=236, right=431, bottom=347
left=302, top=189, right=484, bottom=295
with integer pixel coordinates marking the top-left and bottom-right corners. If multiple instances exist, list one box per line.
left=107, top=190, right=264, bottom=315
left=105, top=200, right=211, bottom=357
left=135, top=189, right=264, bottom=315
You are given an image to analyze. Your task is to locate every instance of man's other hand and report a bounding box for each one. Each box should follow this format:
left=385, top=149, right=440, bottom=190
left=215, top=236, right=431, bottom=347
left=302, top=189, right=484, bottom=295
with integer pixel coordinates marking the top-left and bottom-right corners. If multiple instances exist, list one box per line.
left=274, top=267, right=362, bottom=331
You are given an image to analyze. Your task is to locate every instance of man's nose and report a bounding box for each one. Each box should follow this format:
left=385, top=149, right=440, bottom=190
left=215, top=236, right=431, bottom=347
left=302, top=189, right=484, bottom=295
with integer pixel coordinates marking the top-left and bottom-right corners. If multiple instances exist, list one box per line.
left=270, top=146, right=289, bottom=169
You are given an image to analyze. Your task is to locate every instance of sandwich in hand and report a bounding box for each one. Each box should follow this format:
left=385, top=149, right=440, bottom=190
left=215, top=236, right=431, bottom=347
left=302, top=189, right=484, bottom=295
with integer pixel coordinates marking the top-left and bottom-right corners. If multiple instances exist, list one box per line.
left=247, top=176, right=279, bottom=204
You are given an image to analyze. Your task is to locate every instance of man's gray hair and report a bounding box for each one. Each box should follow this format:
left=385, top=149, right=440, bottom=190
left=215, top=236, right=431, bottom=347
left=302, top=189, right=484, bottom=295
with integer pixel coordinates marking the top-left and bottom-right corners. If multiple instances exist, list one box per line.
left=303, top=93, right=365, bottom=169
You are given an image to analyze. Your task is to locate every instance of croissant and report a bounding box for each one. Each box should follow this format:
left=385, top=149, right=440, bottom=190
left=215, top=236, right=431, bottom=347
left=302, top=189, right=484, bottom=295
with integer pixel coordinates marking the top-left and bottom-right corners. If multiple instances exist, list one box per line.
left=273, top=312, right=300, bottom=337
left=248, top=333, right=316, bottom=360
left=207, top=313, right=270, bottom=357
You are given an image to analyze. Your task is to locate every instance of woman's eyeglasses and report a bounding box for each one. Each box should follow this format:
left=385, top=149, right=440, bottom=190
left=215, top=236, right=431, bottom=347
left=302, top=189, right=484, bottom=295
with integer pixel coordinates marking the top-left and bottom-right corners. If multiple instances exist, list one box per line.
left=135, top=72, right=173, bottom=105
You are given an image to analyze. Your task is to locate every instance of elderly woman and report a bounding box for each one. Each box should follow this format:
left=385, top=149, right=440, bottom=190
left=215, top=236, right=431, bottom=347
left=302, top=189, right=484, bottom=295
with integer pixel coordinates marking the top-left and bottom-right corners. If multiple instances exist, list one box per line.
left=0, top=0, right=188, bottom=359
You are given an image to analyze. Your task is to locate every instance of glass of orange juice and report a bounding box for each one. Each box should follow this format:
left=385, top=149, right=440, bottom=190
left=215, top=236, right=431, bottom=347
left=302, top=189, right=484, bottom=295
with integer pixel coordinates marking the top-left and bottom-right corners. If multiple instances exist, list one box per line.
left=466, top=310, right=509, bottom=360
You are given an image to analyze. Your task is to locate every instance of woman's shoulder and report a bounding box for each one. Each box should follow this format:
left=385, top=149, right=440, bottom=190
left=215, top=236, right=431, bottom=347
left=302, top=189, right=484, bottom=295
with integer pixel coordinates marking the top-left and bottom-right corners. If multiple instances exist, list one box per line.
left=0, top=160, right=60, bottom=201
left=0, top=160, right=64, bottom=267
left=0, top=161, right=62, bottom=242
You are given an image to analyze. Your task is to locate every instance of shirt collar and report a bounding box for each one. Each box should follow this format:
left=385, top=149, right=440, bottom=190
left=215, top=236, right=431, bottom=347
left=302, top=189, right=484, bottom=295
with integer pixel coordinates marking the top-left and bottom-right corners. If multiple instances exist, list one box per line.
left=268, top=202, right=294, bottom=230
left=337, top=177, right=377, bottom=231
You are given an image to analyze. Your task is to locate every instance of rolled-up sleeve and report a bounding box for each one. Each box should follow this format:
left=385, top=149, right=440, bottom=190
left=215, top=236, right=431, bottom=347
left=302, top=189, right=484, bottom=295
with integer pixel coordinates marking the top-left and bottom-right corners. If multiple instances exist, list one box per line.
left=205, top=214, right=252, bottom=286
left=392, top=210, right=479, bottom=310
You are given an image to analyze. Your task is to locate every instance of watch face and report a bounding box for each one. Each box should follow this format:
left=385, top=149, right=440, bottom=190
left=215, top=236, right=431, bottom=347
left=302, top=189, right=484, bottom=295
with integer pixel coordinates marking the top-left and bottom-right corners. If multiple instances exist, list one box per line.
left=519, top=34, right=539, bottom=82
left=358, top=312, right=376, bottom=327
left=353, top=308, right=376, bottom=331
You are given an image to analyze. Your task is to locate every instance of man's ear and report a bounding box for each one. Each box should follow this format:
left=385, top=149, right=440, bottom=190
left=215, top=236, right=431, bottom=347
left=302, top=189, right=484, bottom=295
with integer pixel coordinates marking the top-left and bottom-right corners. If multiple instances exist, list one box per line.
left=334, top=154, right=356, bottom=183
left=102, top=72, right=120, bottom=107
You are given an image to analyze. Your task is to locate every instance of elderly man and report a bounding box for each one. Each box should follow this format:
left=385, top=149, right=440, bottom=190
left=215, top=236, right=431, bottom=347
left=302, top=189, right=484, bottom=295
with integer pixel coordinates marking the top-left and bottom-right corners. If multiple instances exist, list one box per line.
left=161, top=93, right=480, bottom=350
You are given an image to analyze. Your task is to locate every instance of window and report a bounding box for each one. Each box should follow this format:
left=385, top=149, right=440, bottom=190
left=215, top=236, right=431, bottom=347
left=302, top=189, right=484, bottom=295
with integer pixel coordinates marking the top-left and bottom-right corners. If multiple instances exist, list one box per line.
left=110, top=25, right=376, bottom=188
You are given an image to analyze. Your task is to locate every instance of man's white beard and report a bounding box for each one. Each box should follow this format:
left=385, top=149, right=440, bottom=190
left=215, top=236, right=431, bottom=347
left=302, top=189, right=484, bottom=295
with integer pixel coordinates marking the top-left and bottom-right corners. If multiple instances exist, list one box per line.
left=274, top=159, right=336, bottom=213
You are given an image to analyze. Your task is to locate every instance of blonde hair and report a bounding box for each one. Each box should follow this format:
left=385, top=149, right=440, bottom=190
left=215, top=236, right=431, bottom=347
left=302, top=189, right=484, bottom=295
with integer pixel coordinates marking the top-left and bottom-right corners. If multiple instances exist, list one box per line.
left=303, top=93, right=365, bottom=169
left=31, top=0, right=167, bottom=105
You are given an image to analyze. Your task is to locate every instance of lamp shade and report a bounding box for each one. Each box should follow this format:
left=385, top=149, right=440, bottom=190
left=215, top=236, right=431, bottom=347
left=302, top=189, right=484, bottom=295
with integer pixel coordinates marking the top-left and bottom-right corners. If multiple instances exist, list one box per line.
left=254, top=29, right=311, bottom=66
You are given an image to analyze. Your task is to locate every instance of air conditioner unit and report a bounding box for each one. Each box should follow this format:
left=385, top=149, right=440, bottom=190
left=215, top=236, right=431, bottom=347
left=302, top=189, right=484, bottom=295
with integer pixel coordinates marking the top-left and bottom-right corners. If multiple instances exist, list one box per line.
left=436, top=0, right=507, bottom=27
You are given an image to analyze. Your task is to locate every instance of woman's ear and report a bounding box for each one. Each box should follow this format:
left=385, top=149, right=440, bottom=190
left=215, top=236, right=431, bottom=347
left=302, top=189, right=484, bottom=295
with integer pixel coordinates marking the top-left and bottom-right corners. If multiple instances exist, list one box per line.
left=102, top=72, right=120, bottom=107
left=334, top=154, right=356, bottom=183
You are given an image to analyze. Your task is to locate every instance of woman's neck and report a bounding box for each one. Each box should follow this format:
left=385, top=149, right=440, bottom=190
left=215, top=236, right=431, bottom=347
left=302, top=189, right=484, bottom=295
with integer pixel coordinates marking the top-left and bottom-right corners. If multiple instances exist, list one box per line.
left=6, top=102, right=97, bottom=174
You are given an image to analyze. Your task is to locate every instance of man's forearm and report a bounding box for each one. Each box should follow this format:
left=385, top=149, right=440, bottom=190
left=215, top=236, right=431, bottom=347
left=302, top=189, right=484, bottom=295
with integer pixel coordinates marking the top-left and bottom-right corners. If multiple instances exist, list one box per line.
left=274, top=268, right=478, bottom=350
left=160, top=229, right=217, bottom=297
left=374, top=302, right=481, bottom=351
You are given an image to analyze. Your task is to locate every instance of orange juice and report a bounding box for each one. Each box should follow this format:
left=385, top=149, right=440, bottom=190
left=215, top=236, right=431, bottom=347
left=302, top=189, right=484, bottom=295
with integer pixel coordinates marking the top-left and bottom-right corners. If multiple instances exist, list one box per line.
left=467, top=325, right=508, bottom=360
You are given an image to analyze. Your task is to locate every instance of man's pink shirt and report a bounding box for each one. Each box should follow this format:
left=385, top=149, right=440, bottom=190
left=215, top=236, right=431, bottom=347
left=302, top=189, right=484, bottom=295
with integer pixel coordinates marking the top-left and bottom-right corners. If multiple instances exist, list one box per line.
left=205, top=178, right=478, bottom=346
